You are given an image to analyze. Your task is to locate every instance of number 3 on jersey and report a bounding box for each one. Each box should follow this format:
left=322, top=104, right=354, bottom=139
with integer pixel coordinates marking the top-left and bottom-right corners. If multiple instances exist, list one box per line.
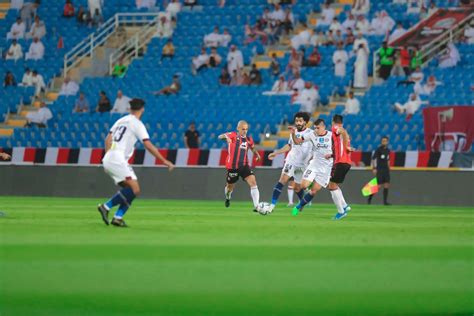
left=113, top=126, right=127, bottom=142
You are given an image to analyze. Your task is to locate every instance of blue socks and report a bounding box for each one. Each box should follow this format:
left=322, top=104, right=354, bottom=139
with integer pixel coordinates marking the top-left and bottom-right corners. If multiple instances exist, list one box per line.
left=296, top=190, right=304, bottom=201
left=271, top=182, right=284, bottom=205
left=104, top=187, right=136, bottom=219
left=296, top=192, right=314, bottom=210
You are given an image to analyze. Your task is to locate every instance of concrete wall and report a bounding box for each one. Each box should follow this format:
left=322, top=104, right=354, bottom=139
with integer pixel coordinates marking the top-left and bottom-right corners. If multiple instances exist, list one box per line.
left=1, top=166, right=473, bottom=206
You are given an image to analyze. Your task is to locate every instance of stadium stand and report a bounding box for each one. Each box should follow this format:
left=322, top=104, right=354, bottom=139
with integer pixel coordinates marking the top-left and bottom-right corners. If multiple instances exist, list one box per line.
left=0, top=0, right=472, bottom=153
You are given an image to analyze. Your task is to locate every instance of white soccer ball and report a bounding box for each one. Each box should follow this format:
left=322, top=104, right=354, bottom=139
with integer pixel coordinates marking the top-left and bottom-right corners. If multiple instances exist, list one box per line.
left=257, top=202, right=272, bottom=215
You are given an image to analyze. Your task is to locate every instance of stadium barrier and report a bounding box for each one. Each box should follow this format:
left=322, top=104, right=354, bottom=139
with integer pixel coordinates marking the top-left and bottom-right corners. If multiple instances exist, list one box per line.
left=0, top=165, right=473, bottom=207
left=0, top=147, right=463, bottom=169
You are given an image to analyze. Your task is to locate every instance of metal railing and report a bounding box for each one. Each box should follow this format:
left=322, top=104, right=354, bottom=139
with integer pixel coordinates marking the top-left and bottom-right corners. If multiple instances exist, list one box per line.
left=418, top=11, right=473, bottom=67
left=372, top=9, right=474, bottom=82
left=63, top=13, right=161, bottom=77
left=108, top=15, right=160, bottom=75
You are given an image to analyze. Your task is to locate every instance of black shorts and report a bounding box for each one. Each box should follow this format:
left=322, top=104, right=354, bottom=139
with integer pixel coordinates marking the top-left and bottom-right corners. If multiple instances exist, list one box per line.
left=376, top=169, right=390, bottom=184
left=226, top=165, right=254, bottom=184
left=330, top=163, right=351, bottom=184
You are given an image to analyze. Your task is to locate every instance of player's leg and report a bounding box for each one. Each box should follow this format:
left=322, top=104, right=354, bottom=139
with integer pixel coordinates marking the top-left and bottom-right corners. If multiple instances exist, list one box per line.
left=292, top=168, right=306, bottom=209
left=243, top=166, right=259, bottom=211
left=287, top=179, right=295, bottom=206
left=270, top=171, right=291, bottom=211
left=292, top=179, right=322, bottom=216
left=99, top=160, right=137, bottom=225
left=110, top=179, right=140, bottom=227
left=244, top=174, right=260, bottom=211
left=291, top=171, right=316, bottom=216
left=329, top=164, right=351, bottom=218
left=225, top=170, right=239, bottom=207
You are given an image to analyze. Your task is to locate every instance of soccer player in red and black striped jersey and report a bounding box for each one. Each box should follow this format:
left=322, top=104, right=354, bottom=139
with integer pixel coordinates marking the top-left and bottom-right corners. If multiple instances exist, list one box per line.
left=218, top=120, right=261, bottom=211
left=329, top=114, right=353, bottom=220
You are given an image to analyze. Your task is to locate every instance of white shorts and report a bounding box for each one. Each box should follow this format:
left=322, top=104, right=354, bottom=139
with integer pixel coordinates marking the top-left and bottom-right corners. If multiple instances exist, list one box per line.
left=103, top=153, right=137, bottom=185
left=302, top=165, right=331, bottom=188
left=281, top=162, right=305, bottom=184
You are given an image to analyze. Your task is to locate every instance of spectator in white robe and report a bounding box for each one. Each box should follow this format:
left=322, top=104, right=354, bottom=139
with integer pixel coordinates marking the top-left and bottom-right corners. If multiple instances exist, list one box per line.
left=11, top=0, right=24, bottom=10
left=295, top=82, right=319, bottom=113
left=25, top=37, right=44, bottom=60
left=329, top=17, right=343, bottom=33
left=389, top=22, right=407, bottom=43
left=5, top=39, right=23, bottom=61
left=270, top=4, right=285, bottom=23
left=111, top=90, right=131, bottom=114
left=263, top=75, right=291, bottom=95
left=155, top=16, right=173, bottom=38
left=31, top=70, right=45, bottom=95
left=464, top=24, right=474, bottom=44
left=353, top=32, right=370, bottom=55
left=332, top=43, right=349, bottom=77
left=166, top=0, right=181, bottom=18
left=21, top=68, right=33, bottom=86
left=7, top=17, right=26, bottom=40
left=20, top=1, right=39, bottom=29
left=343, top=91, right=360, bottom=115
left=414, top=75, right=442, bottom=96
left=290, top=23, right=311, bottom=50
left=342, top=13, right=357, bottom=33
left=59, top=77, right=80, bottom=96
left=438, top=43, right=460, bottom=68
left=288, top=72, right=305, bottom=92
left=87, top=0, right=102, bottom=17
left=395, top=93, right=428, bottom=117
left=220, top=28, right=232, bottom=47
left=26, top=102, right=52, bottom=127
left=204, top=26, right=222, bottom=48
left=372, top=11, right=395, bottom=36
left=353, top=42, right=369, bottom=88
left=320, top=3, right=335, bottom=26
left=355, top=15, right=370, bottom=35
left=227, top=45, right=244, bottom=76
left=26, top=16, right=46, bottom=39
left=352, top=0, right=370, bottom=16
left=191, top=47, right=210, bottom=74
left=136, top=0, right=156, bottom=9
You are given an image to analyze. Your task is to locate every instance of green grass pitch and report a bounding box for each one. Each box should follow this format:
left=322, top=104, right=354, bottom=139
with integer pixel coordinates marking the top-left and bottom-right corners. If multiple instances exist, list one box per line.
left=0, top=196, right=473, bottom=316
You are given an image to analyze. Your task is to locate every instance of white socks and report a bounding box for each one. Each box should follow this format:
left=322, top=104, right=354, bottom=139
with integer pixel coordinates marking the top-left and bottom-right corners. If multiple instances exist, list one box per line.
left=330, top=189, right=345, bottom=214
left=250, top=186, right=260, bottom=209
left=287, top=186, right=294, bottom=204
left=338, top=188, right=348, bottom=208
left=225, top=186, right=233, bottom=200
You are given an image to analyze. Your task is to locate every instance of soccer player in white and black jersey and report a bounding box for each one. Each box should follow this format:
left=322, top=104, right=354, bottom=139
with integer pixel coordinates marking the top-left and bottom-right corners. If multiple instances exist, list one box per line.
left=289, top=118, right=334, bottom=216
left=268, top=112, right=313, bottom=212
left=97, top=98, right=175, bottom=227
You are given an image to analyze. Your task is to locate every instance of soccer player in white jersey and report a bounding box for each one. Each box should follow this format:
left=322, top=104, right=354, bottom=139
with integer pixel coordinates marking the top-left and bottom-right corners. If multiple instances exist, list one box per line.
left=268, top=112, right=313, bottom=212
left=97, top=98, right=174, bottom=227
left=289, top=118, right=333, bottom=216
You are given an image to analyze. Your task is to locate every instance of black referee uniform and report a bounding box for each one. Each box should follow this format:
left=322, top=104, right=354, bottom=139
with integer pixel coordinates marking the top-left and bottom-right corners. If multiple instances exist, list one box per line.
left=368, top=145, right=391, bottom=205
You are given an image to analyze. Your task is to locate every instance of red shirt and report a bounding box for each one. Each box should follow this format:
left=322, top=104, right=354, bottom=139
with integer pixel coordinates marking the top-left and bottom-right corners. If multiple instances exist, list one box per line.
left=225, top=131, right=255, bottom=169
left=332, top=125, right=352, bottom=164
left=400, top=49, right=410, bottom=67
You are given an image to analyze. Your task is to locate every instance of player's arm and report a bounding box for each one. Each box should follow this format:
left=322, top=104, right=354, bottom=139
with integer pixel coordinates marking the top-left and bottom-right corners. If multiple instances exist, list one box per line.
left=268, top=144, right=291, bottom=160
left=143, top=140, right=175, bottom=171
left=250, top=146, right=261, bottom=161
left=338, top=127, right=350, bottom=151
left=218, top=132, right=232, bottom=143
left=105, top=133, right=113, bottom=152
left=288, top=126, right=304, bottom=145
